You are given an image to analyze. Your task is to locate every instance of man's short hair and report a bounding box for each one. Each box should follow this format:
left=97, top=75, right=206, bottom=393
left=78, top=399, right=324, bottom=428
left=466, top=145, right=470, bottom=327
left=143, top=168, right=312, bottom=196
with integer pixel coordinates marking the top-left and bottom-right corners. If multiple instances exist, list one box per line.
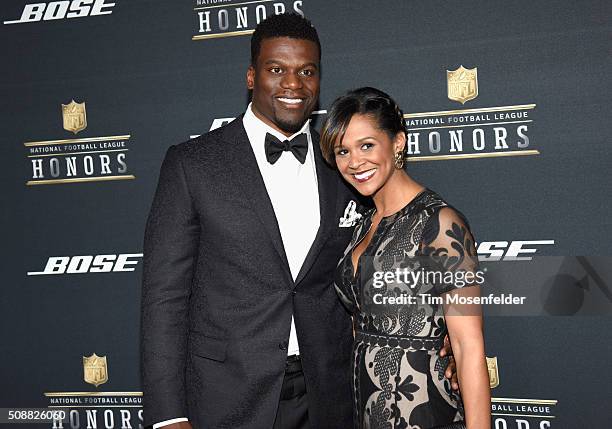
left=250, top=13, right=321, bottom=66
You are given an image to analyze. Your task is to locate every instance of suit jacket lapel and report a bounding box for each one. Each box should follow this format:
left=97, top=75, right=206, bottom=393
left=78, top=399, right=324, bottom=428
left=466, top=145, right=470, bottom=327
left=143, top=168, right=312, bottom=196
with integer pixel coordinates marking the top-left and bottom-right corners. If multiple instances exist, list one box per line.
left=294, top=131, right=338, bottom=287
left=229, top=117, right=293, bottom=283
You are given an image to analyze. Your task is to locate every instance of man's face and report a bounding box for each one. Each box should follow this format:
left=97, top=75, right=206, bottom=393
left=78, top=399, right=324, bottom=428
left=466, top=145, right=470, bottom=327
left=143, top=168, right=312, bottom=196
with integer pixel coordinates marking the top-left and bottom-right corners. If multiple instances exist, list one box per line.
left=247, top=37, right=320, bottom=136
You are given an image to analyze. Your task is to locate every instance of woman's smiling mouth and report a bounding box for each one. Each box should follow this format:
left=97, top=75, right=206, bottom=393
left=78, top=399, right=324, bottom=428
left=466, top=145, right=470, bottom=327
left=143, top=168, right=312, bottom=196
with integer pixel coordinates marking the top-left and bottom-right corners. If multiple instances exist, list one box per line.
left=353, top=168, right=377, bottom=183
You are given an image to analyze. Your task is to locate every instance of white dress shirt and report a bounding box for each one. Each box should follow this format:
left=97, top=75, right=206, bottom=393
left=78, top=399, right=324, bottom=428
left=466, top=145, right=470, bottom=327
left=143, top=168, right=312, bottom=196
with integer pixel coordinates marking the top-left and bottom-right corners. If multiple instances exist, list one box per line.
left=153, top=105, right=320, bottom=428
left=243, top=103, right=320, bottom=355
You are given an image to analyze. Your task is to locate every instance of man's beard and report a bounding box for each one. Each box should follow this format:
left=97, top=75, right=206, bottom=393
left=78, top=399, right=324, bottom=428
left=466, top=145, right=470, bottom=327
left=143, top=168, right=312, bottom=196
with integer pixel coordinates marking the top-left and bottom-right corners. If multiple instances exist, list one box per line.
left=274, top=110, right=309, bottom=135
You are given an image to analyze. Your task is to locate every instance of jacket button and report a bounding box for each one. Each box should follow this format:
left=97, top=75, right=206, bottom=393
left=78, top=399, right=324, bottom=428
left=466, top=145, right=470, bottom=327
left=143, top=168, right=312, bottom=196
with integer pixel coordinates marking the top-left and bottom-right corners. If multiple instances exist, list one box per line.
left=279, top=341, right=288, bottom=350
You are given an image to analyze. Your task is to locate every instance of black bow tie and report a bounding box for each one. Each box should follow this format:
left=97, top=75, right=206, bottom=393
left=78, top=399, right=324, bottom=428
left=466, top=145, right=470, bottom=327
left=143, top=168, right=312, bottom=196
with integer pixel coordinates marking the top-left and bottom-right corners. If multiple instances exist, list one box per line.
left=264, top=132, right=308, bottom=165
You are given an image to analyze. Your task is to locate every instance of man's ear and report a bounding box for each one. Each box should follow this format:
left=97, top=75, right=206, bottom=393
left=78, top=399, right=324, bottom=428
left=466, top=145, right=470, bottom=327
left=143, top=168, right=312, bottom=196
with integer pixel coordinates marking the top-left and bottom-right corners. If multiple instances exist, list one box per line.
left=394, top=131, right=407, bottom=153
left=246, top=65, right=255, bottom=90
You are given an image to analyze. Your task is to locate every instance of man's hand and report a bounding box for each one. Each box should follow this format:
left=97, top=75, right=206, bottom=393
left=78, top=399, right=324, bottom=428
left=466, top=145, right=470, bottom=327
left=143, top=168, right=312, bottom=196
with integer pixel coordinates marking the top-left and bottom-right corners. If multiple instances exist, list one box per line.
left=159, top=423, right=192, bottom=429
left=439, top=334, right=460, bottom=391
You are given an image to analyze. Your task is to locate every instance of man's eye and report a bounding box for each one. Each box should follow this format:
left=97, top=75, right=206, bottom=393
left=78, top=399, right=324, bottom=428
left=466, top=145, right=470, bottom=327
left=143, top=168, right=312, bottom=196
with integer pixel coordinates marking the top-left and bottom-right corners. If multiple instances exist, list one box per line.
left=269, top=67, right=282, bottom=73
left=300, top=69, right=314, bottom=77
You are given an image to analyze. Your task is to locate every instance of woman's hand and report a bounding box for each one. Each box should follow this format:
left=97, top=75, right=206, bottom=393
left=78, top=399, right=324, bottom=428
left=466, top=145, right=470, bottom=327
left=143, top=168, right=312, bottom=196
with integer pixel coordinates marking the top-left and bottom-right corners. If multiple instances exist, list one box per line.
left=439, top=334, right=460, bottom=391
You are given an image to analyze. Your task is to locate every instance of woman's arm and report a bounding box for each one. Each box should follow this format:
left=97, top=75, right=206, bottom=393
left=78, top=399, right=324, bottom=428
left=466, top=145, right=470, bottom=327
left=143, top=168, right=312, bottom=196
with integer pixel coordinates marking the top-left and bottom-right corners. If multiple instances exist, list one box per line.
left=420, top=206, right=491, bottom=428
left=445, top=286, right=491, bottom=429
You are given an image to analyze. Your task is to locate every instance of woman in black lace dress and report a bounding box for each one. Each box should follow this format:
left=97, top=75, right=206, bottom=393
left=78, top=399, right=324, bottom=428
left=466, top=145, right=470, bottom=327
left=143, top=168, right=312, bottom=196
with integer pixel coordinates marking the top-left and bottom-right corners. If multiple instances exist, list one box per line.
left=320, top=88, right=491, bottom=429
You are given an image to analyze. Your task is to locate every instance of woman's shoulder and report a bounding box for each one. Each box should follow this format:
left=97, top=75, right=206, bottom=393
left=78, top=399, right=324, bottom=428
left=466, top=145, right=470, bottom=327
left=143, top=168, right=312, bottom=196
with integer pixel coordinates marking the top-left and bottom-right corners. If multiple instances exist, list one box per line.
left=420, top=200, right=476, bottom=252
left=415, top=189, right=470, bottom=222
left=403, top=188, right=448, bottom=218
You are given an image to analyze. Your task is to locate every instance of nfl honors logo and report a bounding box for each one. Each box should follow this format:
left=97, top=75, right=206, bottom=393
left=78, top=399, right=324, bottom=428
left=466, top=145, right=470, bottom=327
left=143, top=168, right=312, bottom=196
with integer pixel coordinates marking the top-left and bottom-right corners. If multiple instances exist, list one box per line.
left=447, top=66, right=478, bottom=104
left=83, top=353, right=108, bottom=387
left=62, top=99, right=87, bottom=134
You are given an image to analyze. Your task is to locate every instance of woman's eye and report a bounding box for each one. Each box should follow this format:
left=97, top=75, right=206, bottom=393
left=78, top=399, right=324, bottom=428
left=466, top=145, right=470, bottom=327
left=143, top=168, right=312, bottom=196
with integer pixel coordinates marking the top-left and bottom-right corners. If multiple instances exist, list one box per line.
left=335, top=149, right=348, bottom=156
left=361, top=143, right=374, bottom=150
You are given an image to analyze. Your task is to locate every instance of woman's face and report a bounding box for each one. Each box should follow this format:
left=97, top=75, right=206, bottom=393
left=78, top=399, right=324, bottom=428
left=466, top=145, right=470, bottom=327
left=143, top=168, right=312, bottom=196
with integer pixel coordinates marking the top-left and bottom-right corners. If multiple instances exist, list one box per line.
left=334, top=114, right=405, bottom=197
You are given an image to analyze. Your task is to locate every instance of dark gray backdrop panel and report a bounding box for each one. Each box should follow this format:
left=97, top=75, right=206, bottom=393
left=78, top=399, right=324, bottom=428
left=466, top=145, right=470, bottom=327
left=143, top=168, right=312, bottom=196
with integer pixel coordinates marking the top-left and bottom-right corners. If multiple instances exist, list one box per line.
left=1, top=0, right=610, bottom=427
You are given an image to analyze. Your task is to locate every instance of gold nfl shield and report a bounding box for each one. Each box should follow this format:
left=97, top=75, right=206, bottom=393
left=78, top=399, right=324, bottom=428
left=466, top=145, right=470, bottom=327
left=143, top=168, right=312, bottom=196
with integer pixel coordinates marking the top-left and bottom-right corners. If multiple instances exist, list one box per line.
left=62, top=100, right=87, bottom=134
left=447, top=66, right=478, bottom=104
left=83, top=353, right=108, bottom=387
left=486, top=356, right=499, bottom=388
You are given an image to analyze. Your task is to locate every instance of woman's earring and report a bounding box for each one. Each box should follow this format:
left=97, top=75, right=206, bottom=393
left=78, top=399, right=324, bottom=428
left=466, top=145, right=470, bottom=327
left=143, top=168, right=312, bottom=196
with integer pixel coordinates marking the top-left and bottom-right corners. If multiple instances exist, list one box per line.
left=394, top=151, right=405, bottom=169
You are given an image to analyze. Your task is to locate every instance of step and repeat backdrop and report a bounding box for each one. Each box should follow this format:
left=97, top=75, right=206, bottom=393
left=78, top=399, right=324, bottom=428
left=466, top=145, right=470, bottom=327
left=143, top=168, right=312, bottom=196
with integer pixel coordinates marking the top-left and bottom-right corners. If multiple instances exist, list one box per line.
left=1, top=0, right=611, bottom=428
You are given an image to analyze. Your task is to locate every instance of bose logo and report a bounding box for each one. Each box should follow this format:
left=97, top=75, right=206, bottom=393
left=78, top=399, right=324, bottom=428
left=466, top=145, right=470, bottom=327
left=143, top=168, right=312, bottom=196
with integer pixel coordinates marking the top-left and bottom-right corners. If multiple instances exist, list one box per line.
left=477, top=240, right=555, bottom=261
left=4, top=0, right=115, bottom=25
left=27, top=253, right=143, bottom=275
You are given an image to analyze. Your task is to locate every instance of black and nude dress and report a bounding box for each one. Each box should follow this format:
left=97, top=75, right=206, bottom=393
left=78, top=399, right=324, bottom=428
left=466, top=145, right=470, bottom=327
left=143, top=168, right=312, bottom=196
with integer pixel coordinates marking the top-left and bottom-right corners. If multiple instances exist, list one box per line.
left=334, top=189, right=480, bottom=429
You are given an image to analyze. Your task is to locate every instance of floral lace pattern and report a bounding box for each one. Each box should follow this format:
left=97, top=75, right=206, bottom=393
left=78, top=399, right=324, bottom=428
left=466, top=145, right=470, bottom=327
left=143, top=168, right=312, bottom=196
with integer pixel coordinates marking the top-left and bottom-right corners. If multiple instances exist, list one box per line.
left=334, top=190, right=478, bottom=429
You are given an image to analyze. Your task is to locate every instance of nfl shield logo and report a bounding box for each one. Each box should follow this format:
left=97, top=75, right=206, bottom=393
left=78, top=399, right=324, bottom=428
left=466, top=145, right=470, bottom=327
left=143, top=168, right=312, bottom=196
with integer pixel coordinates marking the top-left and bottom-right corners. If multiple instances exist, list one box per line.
left=447, top=66, right=478, bottom=104
left=62, top=100, right=87, bottom=134
left=83, top=353, right=108, bottom=387
left=486, top=356, right=499, bottom=388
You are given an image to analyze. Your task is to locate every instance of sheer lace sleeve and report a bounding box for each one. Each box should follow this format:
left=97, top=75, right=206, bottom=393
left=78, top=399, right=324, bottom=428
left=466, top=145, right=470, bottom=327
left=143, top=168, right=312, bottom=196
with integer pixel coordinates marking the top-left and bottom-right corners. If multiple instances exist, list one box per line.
left=419, top=206, right=480, bottom=295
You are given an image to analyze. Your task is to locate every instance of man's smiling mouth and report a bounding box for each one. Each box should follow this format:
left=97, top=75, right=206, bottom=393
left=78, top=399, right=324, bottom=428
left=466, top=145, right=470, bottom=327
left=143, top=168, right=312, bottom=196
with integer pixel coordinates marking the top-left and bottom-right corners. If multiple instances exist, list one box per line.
left=276, top=97, right=305, bottom=105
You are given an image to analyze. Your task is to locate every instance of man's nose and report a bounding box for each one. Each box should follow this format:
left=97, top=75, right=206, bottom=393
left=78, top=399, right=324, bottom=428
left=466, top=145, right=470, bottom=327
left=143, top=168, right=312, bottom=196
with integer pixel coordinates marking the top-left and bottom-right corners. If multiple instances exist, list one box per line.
left=281, top=72, right=302, bottom=89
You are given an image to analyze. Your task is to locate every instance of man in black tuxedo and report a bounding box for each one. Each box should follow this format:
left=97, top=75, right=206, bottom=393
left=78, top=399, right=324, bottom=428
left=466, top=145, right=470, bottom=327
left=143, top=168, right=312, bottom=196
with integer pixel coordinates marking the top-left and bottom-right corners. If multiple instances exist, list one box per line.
left=142, top=13, right=457, bottom=429
left=142, top=14, right=356, bottom=429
